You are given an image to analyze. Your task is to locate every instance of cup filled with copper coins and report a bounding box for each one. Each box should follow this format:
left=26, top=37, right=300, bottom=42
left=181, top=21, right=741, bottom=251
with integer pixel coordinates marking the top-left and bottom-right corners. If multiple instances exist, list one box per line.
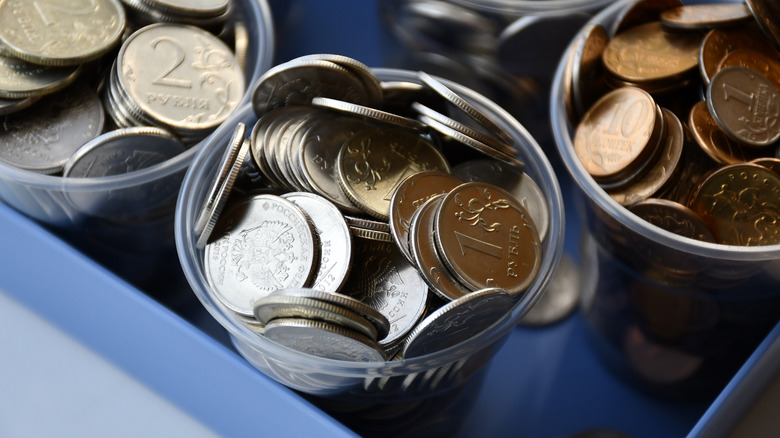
left=551, top=0, right=780, bottom=398
left=0, top=0, right=274, bottom=287
left=175, top=56, right=564, bottom=430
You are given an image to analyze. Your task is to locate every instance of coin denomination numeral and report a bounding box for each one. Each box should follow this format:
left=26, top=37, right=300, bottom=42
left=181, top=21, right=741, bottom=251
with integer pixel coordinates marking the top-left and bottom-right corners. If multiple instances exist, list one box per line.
left=721, top=83, right=755, bottom=108
left=151, top=37, right=192, bottom=89
left=453, top=231, right=502, bottom=258
left=605, top=99, right=648, bottom=138
left=33, top=0, right=97, bottom=26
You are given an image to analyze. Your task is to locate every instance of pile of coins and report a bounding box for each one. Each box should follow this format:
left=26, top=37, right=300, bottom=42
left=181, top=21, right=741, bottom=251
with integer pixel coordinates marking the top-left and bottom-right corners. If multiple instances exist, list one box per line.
left=566, top=0, right=780, bottom=246
left=198, top=55, right=548, bottom=360
left=0, top=0, right=247, bottom=178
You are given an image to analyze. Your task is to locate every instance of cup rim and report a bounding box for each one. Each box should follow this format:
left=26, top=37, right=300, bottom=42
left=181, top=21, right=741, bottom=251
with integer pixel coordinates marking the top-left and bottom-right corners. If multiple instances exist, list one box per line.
left=175, top=67, right=566, bottom=375
left=448, top=0, right=614, bottom=15
left=549, top=0, right=780, bottom=261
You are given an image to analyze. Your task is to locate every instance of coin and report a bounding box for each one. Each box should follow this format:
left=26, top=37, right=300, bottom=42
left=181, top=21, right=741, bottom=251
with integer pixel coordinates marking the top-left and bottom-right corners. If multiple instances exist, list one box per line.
left=434, top=181, right=542, bottom=296
left=411, top=102, right=512, bottom=155
left=312, top=96, right=426, bottom=131
left=629, top=198, right=716, bottom=243
left=294, top=54, right=383, bottom=108
left=282, top=192, right=353, bottom=293
left=690, top=163, right=780, bottom=246
left=718, top=48, right=780, bottom=92
left=688, top=100, right=766, bottom=164
left=571, top=24, right=610, bottom=122
left=611, top=0, right=683, bottom=35
left=0, top=0, right=126, bottom=66
left=204, top=194, right=318, bottom=316
left=0, top=53, right=81, bottom=99
left=699, top=22, right=774, bottom=84
left=751, top=157, right=780, bottom=176
left=661, top=4, right=752, bottom=29
left=402, top=287, right=513, bottom=358
left=389, top=170, right=462, bottom=262
left=263, top=318, right=386, bottom=362
left=518, top=253, right=580, bottom=326
left=745, top=0, right=780, bottom=51
left=707, top=65, right=780, bottom=147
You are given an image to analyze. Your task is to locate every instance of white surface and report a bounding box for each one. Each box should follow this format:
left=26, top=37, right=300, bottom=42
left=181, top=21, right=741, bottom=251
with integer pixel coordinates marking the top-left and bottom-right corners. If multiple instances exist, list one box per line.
left=0, top=290, right=221, bottom=438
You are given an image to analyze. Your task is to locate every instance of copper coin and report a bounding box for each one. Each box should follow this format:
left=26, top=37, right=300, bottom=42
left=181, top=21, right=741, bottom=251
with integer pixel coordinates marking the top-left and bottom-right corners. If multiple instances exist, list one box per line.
left=571, top=24, right=610, bottom=120
left=688, top=100, right=766, bottom=164
left=699, top=23, right=774, bottom=84
left=433, top=182, right=541, bottom=296
left=574, top=87, right=663, bottom=186
left=661, top=4, right=752, bottom=29
left=718, top=48, right=780, bottom=92
left=603, top=21, right=703, bottom=84
left=707, top=65, right=780, bottom=147
left=745, top=0, right=780, bottom=51
left=611, top=0, right=683, bottom=35
left=750, top=157, right=780, bottom=176
left=690, top=163, right=780, bottom=246
left=629, top=198, right=716, bottom=243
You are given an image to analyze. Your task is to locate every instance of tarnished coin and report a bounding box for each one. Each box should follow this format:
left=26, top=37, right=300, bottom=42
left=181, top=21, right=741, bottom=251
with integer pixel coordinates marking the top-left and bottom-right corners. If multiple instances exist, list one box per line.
left=408, top=194, right=471, bottom=301
left=608, top=109, right=684, bottom=206
left=0, top=82, right=104, bottom=174
left=660, top=4, right=752, bottom=29
left=63, top=127, right=184, bottom=177
left=629, top=198, right=716, bottom=243
left=269, top=288, right=390, bottom=340
left=340, top=237, right=429, bottom=348
left=707, top=65, right=780, bottom=147
left=690, top=163, right=780, bottom=246
left=603, top=21, right=703, bottom=84
left=573, top=87, right=664, bottom=187
left=251, top=59, right=369, bottom=117
left=282, top=192, right=353, bottom=293
left=434, top=182, right=541, bottom=296
left=252, top=295, right=377, bottom=341
left=337, top=125, right=450, bottom=220
left=389, top=170, right=462, bottom=262
left=263, top=318, right=386, bottom=362
left=518, top=253, right=580, bottom=326
left=402, top=287, right=513, bottom=358
left=204, top=194, right=318, bottom=316
left=452, top=159, right=549, bottom=241
left=0, top=53, right=81, bottom=99
left=0, top=0, right=126, bottom=66
left=689, top=100, right=766, bottom=164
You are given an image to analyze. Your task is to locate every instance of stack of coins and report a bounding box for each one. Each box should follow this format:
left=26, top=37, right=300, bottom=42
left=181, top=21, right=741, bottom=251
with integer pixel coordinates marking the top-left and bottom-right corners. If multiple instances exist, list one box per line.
left=566, top=1, right=780, bottom=247
left=120, top=0, right=233, bottom=31
left=199, top=55, right=546, bottom=360
left=0, top=0, right=247, bottom=177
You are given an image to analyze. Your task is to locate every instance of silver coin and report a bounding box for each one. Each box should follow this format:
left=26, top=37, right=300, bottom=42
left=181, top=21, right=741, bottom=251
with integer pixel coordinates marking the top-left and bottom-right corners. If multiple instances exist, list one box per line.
left=137, top=0, right=231, bottom=17
left=312, top=96, right=426, bottom=131
left=251, top=58, right=369, bottom=116
left=204, top=194, right=318, bottom=316
left=263, top=318, right=386, bottom=362
left=518, top=253, right=580, bottom=327
left=282, top=192, right=353, bottom=293
left=0, top=95, right=38, bottom=116
left=344, top=215, right=392, bottom=233
left=412, top=102, right=512, bottom=156
left=402, top=287, right=513, bottom=358
left=452, top=159, right=549, bottom=241
left=294, top=54, right=384, bottom=107
left=340, top=237, right=429, bottom=348
left=63, top=126, right=184, bottom=177
left=0, top=53, right=81, bottom=99
left=349, top=226, right=395, bottom=242
left=0, top=82, right=104, bottom=174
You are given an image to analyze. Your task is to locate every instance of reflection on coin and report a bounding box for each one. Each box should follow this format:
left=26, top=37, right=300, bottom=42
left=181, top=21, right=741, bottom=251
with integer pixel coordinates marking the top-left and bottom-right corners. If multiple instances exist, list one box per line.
left=204, top=194, right=317, bottom=316
left=629, top=198, right=716, bottom=243
left=707, top=66, right=780, bottom=147
left=263, top=318, right=386, bottom=362
left=0, top=0, right=126, bottom=66
left=434, top=182, right=541, bottom=296
left=63, top=126, right=184, bottom=177
left=403, top=287, right=513, bottom=358
left=282, top=192, right=353, bottom=293
left=518, top=253, right=580, bottom=326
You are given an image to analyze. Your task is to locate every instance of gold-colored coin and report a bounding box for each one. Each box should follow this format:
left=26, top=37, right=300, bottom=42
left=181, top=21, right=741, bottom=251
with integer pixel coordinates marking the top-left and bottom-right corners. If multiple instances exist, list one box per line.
left=574, top=87, right=663, bottom=187
left=611, top=0, right=683, bottom=35
left=661, top=4, right=752, bottom=29
left=688, top=100, right=766, bottom=164
left=750, top=157, right=780, bottom=176
left=699, top=23, right=773, bottom=84
left=690, top=163, right=780, bottom=246
left=337, top=125, right=450, bottom=220
left=571, top=24, right=610, bottom=121
left=603, top=21, right=703, bottom=84
left=718, top=48, right=780, bottom=92
left=628, top=198, right=716, bottom=243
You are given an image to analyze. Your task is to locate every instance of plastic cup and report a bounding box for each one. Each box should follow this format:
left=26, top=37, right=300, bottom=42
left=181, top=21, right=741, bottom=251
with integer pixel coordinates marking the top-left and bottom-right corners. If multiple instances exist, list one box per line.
left=0, top=0, right=275, bottom=288
left=550, top=0, right=780, bottom=398
left=175, top=68, right=564, bottom=428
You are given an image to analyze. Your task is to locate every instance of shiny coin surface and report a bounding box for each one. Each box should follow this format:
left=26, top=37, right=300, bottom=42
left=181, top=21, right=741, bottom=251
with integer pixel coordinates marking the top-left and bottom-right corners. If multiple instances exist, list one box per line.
left=718, top=48, right=780, bottom=92
left=688, top=100, right=766, bottom=164
left=434, top=182, right=542, bottom=296
left=263, top=318, right=386, bottom=362
left=412, top=102, right=513, bottom=156
left=294, top=54, right=383, bottom=107
left=312, top=96, right=425, bottom=131
left=707, top=65, right=780, bottom=147
left=204, top=194, right=318, bottom=316
left=282, top=192, right=353, bottom=293
left=518, top=253, right=580, bottom=326
left=337, top=125, right=450, bottom=220
left=629, top=198, right=716, bottom=243
left=690, top=163, right=780, bottom=246
left=660, top=4, right=752, bottom=29
left=402, top=287, right=513, bottom=358
left=699, top=23, right=773, bottom=84
left=0, top=0, right=126, bottom=66
left=63, top=127, right=185, bottom=177
left=252, top=294, right=378, bottom=341
left=0, top=54, right=81, bottom=99
left=611, top=0, right=683, bottom=35
left=389, top=170, right=462, bottom=262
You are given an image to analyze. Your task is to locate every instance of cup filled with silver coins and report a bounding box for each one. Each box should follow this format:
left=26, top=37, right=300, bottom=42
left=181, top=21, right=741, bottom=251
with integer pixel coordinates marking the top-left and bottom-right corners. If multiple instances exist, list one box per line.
left=175, top=57, right=564, bottom=415
left=0, top=0, right=274, bottom=285
left=551, top=0, right=780, bottom=397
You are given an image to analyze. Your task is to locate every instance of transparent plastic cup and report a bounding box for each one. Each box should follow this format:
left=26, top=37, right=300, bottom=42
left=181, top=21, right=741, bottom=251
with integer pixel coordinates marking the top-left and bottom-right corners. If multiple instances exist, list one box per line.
left=175, top=68, right=564, bottom=418
left=0, top=0, right=275, bottom=287
left=550, top=0, right=780, bottom=398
